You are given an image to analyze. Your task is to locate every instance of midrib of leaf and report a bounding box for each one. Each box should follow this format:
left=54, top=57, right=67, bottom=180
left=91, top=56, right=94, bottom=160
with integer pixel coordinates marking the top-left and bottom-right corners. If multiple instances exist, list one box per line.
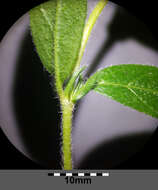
left=54, top=0, right=64, bottom=98
left=53, top=0, right=87, bottom=98
left=98, top=80, right=158, bottom=115
left=98, top=81, right=158, bottom=95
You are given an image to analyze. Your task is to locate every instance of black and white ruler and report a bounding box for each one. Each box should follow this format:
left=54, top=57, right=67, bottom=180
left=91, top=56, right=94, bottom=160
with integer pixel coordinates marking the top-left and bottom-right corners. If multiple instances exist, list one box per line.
left=48, top=172, right=109, bottom=177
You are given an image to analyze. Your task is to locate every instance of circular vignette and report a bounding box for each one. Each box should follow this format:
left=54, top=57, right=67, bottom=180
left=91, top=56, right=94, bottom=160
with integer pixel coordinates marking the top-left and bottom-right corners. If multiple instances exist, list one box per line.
left=0, top=0, right=158, bottom=169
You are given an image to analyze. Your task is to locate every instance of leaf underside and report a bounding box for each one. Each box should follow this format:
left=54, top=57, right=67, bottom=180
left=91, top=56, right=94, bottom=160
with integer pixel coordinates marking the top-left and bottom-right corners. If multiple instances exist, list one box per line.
left=54, top=0, right=87, bottom=84
left=29, top=0, right=87, bottom=84
left=29, top=0, right=56, bottom=74
left=93, top=64, right=158, bottom=118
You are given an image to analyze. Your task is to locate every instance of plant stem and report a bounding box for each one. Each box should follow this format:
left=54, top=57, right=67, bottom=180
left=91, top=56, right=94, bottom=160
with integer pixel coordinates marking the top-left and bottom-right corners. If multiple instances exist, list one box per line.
left=74, top=0, right=108, bottom=71
left=61, top=99, right=74, bottom=170
left=54, top=0, right=74, bottom=170
left=54, top=0, right=108, bottom=170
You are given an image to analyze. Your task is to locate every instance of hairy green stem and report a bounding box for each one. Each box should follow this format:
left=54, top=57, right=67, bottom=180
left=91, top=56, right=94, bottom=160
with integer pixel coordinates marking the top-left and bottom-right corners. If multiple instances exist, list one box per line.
left=54, top=1, right=73, bottom=169
left=57, top=0, right=108, bottom=170
left=61, top=99, right=74, bottom=170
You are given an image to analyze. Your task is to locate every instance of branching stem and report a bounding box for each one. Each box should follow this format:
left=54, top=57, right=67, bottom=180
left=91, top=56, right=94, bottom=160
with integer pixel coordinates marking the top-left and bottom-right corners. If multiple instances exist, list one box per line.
left=55, top=0, right=108, bottom=170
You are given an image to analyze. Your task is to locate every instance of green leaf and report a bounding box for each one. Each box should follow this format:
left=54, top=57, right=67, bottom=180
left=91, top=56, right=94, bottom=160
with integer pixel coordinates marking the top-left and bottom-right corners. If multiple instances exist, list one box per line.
left=29, top=0, right=57, bottom=74
left=30, top=0, right=87, bottom=84
left=92, top=64, right=158, bottom=118
left=54, top=0, right=87, bottom=84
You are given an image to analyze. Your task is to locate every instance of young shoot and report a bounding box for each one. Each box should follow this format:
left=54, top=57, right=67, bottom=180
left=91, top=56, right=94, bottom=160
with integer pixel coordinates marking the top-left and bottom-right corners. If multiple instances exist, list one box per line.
left=30, top=0, right=158, bottom=170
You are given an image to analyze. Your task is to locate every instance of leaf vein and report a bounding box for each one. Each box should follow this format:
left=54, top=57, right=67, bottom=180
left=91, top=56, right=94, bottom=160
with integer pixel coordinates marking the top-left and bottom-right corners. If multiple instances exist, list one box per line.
left=128, top=88, right=158, bottom=114
left=99, top=81, right=158, bottom=95
left=40, top=6, right=53, bottom=32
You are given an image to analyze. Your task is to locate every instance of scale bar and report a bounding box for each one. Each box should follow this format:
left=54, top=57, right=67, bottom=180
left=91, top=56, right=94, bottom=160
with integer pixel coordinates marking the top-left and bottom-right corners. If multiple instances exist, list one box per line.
left=48, top=172, right=109, bottom=177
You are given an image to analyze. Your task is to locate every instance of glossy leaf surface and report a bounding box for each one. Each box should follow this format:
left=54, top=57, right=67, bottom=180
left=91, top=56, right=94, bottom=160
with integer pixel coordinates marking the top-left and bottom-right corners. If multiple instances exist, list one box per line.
left=74, top=64, right=158, bottom=118
left=94, top=64, right=158, bottom=118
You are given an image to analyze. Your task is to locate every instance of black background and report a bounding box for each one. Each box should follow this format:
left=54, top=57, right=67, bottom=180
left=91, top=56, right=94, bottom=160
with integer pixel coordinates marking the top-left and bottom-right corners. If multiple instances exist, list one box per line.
left=0, top=0, right=158, bottom=169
